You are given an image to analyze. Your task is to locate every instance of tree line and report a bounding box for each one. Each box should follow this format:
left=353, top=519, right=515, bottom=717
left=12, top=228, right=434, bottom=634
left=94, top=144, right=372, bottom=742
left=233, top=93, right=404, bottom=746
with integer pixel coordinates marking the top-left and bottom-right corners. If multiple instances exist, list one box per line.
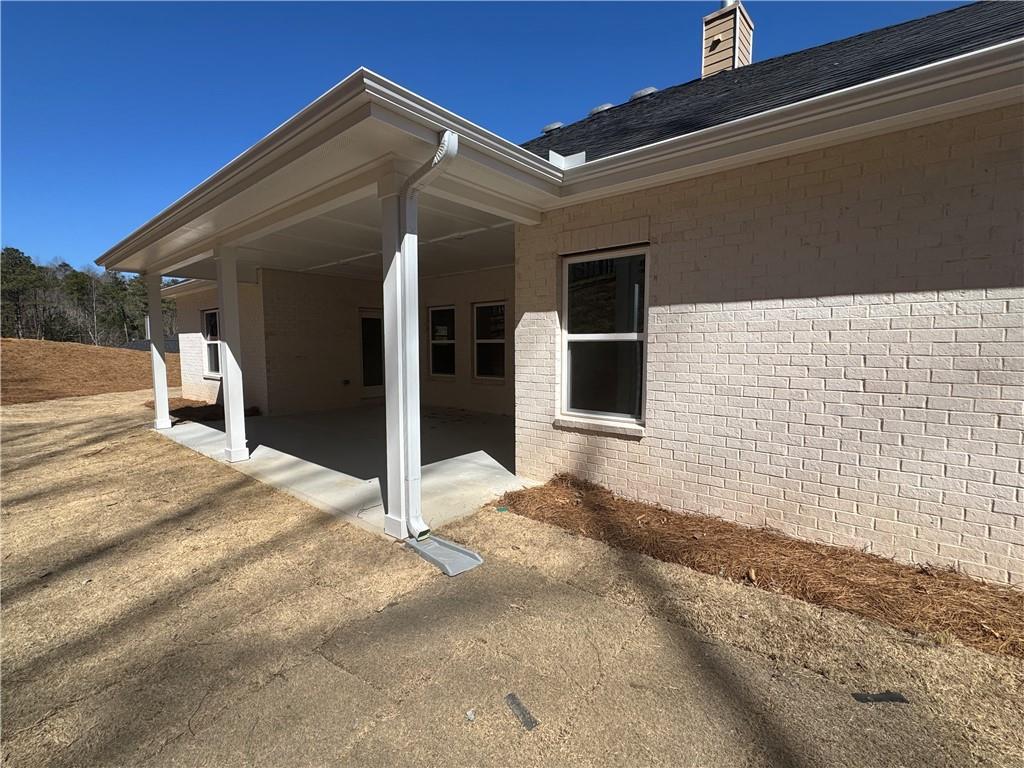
left=1, top=247, right=178, bottom=346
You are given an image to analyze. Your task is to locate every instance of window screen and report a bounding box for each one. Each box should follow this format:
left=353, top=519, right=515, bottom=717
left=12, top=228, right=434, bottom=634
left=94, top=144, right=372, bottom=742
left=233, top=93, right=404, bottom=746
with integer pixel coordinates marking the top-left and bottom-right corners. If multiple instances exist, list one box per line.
left=563, top=253, right=646, bottom=420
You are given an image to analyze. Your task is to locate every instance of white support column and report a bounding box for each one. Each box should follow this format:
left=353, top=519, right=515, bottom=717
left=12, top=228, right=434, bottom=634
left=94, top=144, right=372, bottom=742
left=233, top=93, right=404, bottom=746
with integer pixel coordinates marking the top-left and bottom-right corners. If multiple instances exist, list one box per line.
left=378, top=134, right=457, bottom=541
left=144, top=272, right=172, bottom=430
left=215, top=248, right=249, bottom=463
left=379, top=188, right=425, bottom=540
left=399, top=191, right=424, bottom=537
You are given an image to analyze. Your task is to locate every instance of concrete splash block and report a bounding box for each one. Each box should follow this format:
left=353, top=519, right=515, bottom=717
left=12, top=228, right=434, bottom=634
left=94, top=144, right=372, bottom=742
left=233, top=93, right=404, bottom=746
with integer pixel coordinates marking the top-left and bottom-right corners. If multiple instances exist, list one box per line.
left=406, top=536, right=483, bottom=576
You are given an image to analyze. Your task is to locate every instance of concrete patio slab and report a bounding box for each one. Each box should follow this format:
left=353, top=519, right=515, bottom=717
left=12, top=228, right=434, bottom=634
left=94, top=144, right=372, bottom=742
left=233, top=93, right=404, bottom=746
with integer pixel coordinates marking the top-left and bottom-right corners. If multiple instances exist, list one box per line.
left=162, top=404, right=532, bottom=537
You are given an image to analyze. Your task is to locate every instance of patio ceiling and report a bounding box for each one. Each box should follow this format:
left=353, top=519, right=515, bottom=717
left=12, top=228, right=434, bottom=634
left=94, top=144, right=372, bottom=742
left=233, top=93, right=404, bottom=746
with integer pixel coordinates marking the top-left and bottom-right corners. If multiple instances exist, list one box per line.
left=170, top=191, right=513, bottom=282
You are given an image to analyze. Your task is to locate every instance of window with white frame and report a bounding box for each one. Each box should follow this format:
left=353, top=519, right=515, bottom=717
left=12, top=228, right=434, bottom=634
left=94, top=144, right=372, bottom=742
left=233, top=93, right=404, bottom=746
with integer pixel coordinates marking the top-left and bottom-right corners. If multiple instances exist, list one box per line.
left=473, top=302, right=506, bottom=379
left=429, top=305, right=456, bottom=376
left=201, top=309, right=221, bottom=376
left=562, top=251, right=646, bottom=421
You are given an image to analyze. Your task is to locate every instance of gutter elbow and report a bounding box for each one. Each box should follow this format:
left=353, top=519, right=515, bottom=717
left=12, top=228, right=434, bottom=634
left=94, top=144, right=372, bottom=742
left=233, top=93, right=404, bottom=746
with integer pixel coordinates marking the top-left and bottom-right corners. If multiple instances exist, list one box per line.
left=402, top=130, right=459, bottom=198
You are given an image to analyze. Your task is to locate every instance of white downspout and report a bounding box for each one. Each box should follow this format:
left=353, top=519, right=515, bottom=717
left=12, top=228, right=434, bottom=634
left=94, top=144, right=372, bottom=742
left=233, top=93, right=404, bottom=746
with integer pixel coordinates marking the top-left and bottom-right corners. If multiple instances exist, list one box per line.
left=398, top=130, right=459, bottom=540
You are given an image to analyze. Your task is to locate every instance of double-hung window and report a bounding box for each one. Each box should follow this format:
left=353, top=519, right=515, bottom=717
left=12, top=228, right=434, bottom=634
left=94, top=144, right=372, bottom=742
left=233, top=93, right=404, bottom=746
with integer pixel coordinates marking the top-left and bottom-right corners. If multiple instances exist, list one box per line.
left=474, top=302, right=506, bottom=379
left=562, top=250, right=646, bottom=422
left=201, top=308, right=221, bottom=377
left=429, top=306, right=456, bottom=376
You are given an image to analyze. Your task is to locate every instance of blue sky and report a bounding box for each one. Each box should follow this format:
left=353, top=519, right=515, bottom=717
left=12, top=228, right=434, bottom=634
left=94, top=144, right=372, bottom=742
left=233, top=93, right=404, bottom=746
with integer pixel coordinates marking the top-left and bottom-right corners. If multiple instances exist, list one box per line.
left=2, top=1, right=969, bottom=270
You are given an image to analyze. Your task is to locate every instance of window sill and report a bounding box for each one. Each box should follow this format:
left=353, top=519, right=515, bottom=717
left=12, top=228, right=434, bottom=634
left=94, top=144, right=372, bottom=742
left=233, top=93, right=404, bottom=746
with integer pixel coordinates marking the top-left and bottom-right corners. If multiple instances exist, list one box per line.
left=203, top=374, right=222, bottom=381
left=553, top=416, right=645, bottom=440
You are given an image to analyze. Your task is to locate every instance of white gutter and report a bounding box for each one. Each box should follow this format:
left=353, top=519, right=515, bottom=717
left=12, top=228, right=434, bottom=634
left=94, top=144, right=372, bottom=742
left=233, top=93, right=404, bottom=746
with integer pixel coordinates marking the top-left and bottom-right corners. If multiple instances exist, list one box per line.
left=397, top=130, right=459, bottom=541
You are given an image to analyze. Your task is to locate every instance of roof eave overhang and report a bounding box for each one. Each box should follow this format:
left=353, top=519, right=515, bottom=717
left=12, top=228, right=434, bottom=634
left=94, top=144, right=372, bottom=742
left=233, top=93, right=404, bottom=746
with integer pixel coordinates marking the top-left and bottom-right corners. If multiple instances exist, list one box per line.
left=557, top=38, right=1024, bottom=204
left=96, top=68, right=564, bottom=271
left=99, top=39, right=1024, bottom=271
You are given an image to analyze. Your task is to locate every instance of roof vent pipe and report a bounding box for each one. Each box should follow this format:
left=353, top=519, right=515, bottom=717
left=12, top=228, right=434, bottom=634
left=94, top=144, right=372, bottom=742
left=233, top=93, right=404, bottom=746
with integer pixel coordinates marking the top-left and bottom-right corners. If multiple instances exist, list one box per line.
left=630, top=86, right=658, bottom=100
left=589, top=103, right=614, bottom=116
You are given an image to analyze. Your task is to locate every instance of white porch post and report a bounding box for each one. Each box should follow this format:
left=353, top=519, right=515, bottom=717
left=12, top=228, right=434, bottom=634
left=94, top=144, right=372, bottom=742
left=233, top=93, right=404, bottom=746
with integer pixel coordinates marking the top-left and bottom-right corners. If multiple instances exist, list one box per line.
left=215, top=248, right=249, bottom=462
left=380, top=189, right=419, bottom=540
left=144, top=272, right=172, bottom=430
left=379, top=187, right=424, bottom=540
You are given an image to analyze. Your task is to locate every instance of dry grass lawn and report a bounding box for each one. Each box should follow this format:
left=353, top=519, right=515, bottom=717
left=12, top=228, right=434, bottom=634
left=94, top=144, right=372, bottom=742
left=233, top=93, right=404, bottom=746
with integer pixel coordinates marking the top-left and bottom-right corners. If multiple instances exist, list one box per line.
left=0, top=338, right=181, bottom=404
left=2, top=390, right=1023, bottom=766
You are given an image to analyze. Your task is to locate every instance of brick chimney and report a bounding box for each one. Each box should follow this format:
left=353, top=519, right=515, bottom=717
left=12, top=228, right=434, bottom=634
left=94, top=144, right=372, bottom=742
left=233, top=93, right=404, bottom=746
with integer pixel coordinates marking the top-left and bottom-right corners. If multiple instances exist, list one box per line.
left=701, top=0, right=754, bottom=78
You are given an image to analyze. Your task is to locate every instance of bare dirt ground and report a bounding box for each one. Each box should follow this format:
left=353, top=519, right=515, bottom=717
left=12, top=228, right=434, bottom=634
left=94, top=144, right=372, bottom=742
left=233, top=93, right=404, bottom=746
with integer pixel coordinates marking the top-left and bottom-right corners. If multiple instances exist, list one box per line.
left=2, top=390, right=1023, bottom=767
left=0, top=338, right=181, bottom=404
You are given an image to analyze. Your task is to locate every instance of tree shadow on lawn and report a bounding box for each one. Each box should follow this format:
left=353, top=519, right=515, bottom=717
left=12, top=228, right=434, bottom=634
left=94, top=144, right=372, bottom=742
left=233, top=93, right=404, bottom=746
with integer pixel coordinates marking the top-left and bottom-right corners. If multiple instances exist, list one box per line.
left=1, top=474, right=253, bottom=605
left=1, top=417, right=148, bottom=476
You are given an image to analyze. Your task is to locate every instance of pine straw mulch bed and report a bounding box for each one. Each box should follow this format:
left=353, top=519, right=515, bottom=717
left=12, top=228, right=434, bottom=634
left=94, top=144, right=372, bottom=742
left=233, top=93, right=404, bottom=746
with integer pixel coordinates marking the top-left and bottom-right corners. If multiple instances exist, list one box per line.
left=498, top=474, right=1024, bottom=659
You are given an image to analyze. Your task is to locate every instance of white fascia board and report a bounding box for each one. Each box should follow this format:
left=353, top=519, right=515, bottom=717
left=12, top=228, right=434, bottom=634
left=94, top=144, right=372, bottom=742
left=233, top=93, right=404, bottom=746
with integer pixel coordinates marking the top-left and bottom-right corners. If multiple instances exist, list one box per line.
left=558, top=38, right=1024, bottom=203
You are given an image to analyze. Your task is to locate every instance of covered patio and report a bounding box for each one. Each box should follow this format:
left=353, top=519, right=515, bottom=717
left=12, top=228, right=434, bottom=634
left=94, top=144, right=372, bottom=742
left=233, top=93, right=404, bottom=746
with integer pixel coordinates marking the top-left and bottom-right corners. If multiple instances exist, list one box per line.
left=98, top=69, right=562, bottom=541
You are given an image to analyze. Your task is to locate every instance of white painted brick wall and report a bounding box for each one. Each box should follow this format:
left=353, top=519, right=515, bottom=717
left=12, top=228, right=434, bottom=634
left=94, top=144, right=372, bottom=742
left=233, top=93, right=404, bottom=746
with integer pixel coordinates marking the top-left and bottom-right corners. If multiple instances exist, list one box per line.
left=261, top=268, right=381, bottom=415
left=514, top=105, right=1024, bottom=586
left=173, top=281, right=268, bottom=414
left=419, top=266, right=515, bottom=416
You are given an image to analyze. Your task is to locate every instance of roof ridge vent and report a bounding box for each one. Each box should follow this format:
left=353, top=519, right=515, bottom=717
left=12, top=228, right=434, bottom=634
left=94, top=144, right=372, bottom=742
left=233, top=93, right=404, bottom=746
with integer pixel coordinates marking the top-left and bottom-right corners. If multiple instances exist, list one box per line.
left=541, top=121, right=564, bottom=134
left=630, top=86, right=658, bottom=100
left=588, top=103, right=614, bottom=116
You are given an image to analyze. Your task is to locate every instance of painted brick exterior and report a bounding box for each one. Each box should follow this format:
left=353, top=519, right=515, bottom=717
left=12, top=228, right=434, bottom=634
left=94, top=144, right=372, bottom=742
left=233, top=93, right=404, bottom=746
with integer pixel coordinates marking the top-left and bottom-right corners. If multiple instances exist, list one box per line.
left=420, top=266, right=515, bottom=416
left=514, top=105, right=1024, bottom=585
left=174, top=282, right=268, bottom=414
left=261, top=268, right=382, bottom=415
left=259, top=267, right=514, bottom=415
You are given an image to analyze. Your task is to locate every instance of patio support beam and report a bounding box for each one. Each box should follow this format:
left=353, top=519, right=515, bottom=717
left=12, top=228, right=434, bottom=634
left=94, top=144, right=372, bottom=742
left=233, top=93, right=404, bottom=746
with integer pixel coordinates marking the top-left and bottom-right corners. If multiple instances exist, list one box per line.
left=144, top=272, right=172, bottom=431
left=379, top=131, right=460, bottom=540
left=215, top=247, right=250, bottom=463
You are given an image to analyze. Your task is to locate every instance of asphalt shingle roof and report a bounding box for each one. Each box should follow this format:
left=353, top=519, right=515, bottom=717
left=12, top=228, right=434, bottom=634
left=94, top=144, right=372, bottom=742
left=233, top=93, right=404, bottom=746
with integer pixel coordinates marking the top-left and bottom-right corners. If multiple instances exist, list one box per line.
left=522, top=2, right=1024, bottom=161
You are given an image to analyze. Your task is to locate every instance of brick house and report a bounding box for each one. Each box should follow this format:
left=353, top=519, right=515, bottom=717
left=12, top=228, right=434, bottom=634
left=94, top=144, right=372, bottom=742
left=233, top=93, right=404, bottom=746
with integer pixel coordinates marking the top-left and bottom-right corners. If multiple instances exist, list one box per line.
left=99, top=2, right=1024, bottom=584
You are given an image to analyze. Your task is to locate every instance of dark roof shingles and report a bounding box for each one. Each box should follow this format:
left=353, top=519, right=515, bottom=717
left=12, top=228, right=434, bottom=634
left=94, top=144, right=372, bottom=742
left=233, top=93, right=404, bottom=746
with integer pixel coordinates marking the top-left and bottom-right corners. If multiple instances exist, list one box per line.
left=522, top=2, right=1024, bottom=161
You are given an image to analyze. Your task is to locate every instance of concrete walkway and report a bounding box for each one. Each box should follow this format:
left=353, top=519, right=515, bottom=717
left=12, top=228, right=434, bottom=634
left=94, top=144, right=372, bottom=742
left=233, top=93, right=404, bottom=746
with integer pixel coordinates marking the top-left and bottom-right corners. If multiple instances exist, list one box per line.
left=163, top=404, right=529, bottom=536
left=3, top=389, right=1023, bottom=767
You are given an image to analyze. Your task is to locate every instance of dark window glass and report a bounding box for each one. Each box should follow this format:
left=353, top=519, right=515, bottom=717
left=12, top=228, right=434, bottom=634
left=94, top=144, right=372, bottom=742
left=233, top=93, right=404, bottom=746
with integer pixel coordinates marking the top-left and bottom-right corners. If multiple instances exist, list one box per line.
left=431, top=343, right=456, bottom=376
left=475, top=343, right=505, bottom=379
left=568, top=341, right=643, bottom=418
left=203, top=310, right=219, bottom=340
left=206, top=342, right=221, bottom=375
left=567, top=255, right=645, bottom=334
left=475, top=304, right=505, bottom=340
left=430, top=308, right=455, bottom=342
left=361, top=317, right=384, bottom=387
